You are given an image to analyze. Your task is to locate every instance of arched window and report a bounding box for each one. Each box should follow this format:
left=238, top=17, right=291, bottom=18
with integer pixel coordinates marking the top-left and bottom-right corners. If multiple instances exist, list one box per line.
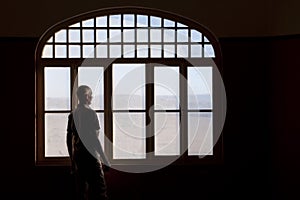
left=35, top=7, right=226, bottom=170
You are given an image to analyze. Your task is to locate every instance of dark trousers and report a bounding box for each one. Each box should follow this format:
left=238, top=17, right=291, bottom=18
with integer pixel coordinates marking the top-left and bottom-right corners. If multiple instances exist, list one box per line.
left=74, top=152, right=108, bottom=200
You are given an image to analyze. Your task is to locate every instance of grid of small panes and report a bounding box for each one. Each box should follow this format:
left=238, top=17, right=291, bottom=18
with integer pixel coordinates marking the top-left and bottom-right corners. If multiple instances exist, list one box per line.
left=42, top=14, right=215, bottom=59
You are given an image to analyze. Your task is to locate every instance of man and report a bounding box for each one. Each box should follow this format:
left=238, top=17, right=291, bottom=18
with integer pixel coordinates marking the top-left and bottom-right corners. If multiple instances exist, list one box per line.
left=67, top=85, right=109, bottom=200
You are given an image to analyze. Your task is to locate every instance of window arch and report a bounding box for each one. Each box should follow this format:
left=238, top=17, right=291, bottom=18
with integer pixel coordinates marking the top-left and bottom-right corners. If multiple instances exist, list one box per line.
left=35, top=7, right=225, bottom=169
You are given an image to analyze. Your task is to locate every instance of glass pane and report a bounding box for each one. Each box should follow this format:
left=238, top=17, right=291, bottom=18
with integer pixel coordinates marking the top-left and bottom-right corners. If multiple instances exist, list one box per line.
left=55, top=45, right=67, bottom=58
left=150, top=29, right=161, bottom=42
left=82, top=18, right=94, bottom=27
left=137, top=45, right=148, bottom=58
left=44, top=67, right=70, bottom=110
left=42, top=45, right=53, bottom=58
left=109, top=45, right=121, bottom=58
left=188, top=113, right=213, bottom=155
left=150, top=16, right=161, bottom=27
left=109, top=29, right=121, bottom=43
left=188, top=67, right=212, bottom=109
left=191, top=45, right=202, bottom=58
left=45, top=113, right=69, bottom=157
left=83, top=29, right=94, bottom=43
left=177, top=44, right=188, bottom=57
left=177, top=29, right=188, bottom=42
left=177, top=22, right=187, bottom=27
left=113, top=64, right=145, bottom=110
left=97, top=113, right=105, bottom=149
left=96, top=30, right=107, bottom=43
left=69, top=45, right=81, bottom=58
left=69, top=29, right=81, bottom=43
left=78, top=67, right=104, bottom=110
left=154, top=67, right=179, bottom=110
left=204, top=44, right=215, bottom=57
left=96, top=16, right=107, bottom=27
left=109, top=15, right=121, bottom=27
left=47, top=36, right=53, bottom=43
left=96, top=45, right=107, bottom=58
left=83, top=45, right=94, bottom=58
left=164, top=29, right=175, bottom=42
left=151, top=45, right=162, bottom=58
left=123, top=45, right=135, bottom=58
left=123, top=29, right=135, bottom=43
left=155, top=113, right=180, bottom=155
left=163, top=45, right=175, bottom=58
left=191, top=30, right=202, bottom=42
left=137, top=15, right=148, bottom=27
left=204, top=36, right=209, bottom=42
left=137, top=29, right=148, bottom=42
left=113, top=113, right=146, bottom=159
left=55, top=29, right=66, bottom=43
left=123, top=14, right=134, bottom=27
left=164, top=19, right=175, bottom=27
left=69, top=22, right=80, bottom=28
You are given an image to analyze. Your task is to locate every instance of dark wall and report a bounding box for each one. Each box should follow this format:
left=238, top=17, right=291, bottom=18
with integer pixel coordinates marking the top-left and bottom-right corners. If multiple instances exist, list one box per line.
left=1, top=35, right=299, bottom=199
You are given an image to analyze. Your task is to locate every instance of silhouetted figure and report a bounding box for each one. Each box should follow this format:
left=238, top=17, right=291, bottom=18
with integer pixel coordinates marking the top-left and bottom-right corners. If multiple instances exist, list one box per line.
left=67, top=85, right=109, bottom=200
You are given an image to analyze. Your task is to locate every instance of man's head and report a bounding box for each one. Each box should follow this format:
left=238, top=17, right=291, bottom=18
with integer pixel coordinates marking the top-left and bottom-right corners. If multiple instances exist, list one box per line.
left=77, top=85, right=93, bottom=105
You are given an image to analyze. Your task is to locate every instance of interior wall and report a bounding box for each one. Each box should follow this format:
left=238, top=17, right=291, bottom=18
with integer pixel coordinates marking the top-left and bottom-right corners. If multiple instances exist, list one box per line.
left=2, top=0, right=299, bottom=38
left=3, top=35, right=296, bottom=199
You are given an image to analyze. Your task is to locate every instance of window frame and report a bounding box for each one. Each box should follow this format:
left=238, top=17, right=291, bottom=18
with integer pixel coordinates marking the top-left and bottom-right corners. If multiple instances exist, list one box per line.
left=35, top=7, right=224, bottom=166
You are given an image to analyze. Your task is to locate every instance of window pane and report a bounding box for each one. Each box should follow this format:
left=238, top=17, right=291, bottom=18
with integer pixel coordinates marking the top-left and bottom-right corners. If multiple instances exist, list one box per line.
left=155, top=113, right=180, bottom=155
left=109, top=15, right=121, bottom=27
left=177, top=22, right=187, bottom=27
left=109, top=45, right=121, bottom=58
left=164, top=19, right=175, bottom=27
left=45, top=113, right=69, bottom=157
left=177, top=29, right=188, bottom=42
left=96, top=16, right=107, bottom=27
left=150, top=16, right=161, bottom=27
left=188, top=67, right=212, bottom=109
left=44, top=67, right=70, bottom=110
left=137, top=45, right=148, bottom=58
left=164, top=29, right=175, bottom=42
left=113, top=113, right=146, bottom=159
left=69, top=29, right=81, bottom=43
left=69, top=22, right=80, bottom=28
left=69, top=45, right=80, bottom=58
left=204, top=44, right=215, bottom=57
left=109, top=29, right=121, bottom=43
left=113, top=64, right=145, bottom=110
left=177, top=44, right=188, bottom=57
left=123, top=45, right=135, bottom=58
left=191, top=44, right=202, bottom=58
left=123, top=14, right=134, bottom=27
left=42, top=45, right=53, bottom=58
left=83, top=29, right=94, bottom=43
left=55, top=45, right=67, bottom=58
left=96, top=45, right=107, bottom=58
left=82, top=18, right=94, bottom=27
left=191, top=29, right=202, bottom=42
left=96, top=30, right=108, bottom=43
left=137, top=15, right=148, bottom=27
left=55, top=29, right=66, bottom=43
left=151, top=45, right=162, bottom=58
left=137, top=29, right=148, bottom=42
left=97, top=113, right=105, bottom=149
left=78, top=67, right=104, bottom=110
left=154, top=67, right=179, bottom=110
left=150, top=29, right=161, bottom=42
left=123, top=29, right=135, bottom=43
left=163, top=45, right=175, bottom=58
left=188, top=113, right=213, bottom=155
left=47, top=36, right=53, bottom=43
left=83, top=45, right=94, bottom=58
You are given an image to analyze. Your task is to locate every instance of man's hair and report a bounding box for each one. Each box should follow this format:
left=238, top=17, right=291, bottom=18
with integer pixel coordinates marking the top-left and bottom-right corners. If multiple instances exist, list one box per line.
left=77, top=85, right=91, bottom=102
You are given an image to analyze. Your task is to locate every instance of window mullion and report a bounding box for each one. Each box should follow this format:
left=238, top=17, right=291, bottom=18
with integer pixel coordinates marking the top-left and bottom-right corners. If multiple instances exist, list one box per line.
left=146, top=63, right=154, bottom=158
left=180, top=64, right=188, bottom=158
